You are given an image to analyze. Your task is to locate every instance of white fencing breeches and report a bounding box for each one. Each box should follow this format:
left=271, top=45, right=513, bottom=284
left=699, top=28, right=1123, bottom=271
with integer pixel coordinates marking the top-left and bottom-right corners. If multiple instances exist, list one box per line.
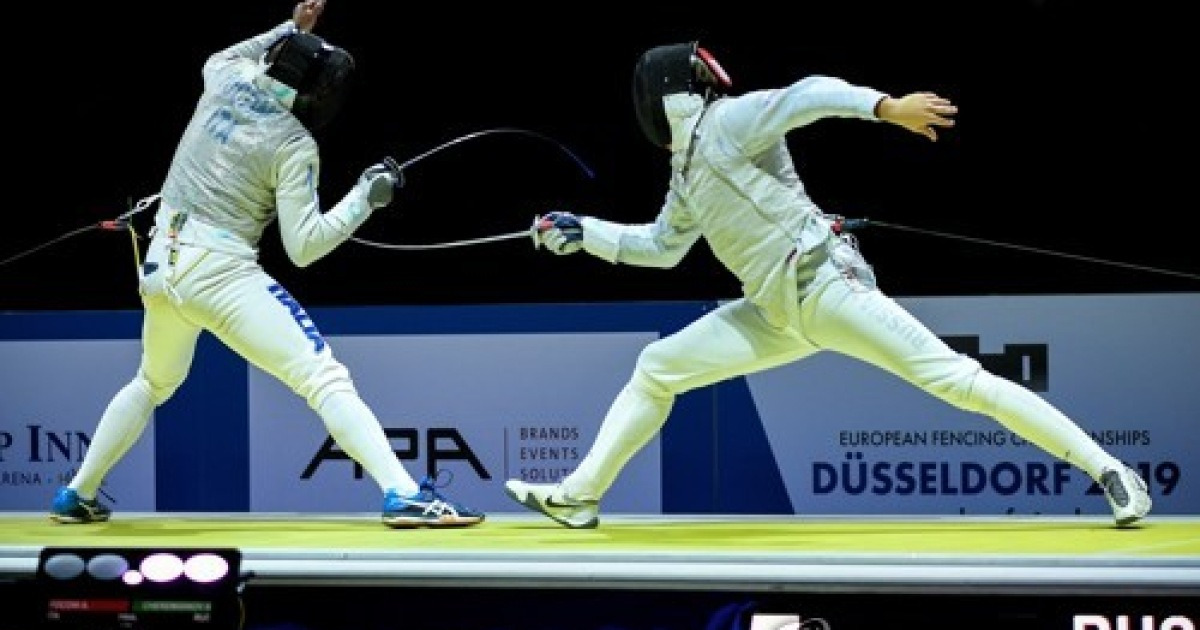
left=562, top=260, right=1118, bottom=501
left=70, top=243, right=418, bottom=498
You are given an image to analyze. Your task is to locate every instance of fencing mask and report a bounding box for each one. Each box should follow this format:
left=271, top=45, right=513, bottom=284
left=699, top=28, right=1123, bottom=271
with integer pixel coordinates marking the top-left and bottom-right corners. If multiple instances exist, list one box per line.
left=263, top=31, right=355, bottom=131
left=631, top=42, right=732, bottom=147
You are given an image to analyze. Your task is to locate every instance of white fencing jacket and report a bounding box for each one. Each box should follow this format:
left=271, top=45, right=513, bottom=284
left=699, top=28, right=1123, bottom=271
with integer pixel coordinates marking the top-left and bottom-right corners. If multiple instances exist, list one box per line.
left=157, top=20, right=375, bottom=269
left=581, top=76, right=888, bottom=328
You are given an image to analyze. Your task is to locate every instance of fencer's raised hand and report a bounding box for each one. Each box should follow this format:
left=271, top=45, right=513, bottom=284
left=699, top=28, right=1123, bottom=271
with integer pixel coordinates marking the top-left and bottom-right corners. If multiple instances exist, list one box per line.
left=531, top=211, right=584, bottom=255
left=876, top=92, right=957, bottom=141
left=359, top=157, right=404, bottom=210
left=293, top=0, right=325, bottom=32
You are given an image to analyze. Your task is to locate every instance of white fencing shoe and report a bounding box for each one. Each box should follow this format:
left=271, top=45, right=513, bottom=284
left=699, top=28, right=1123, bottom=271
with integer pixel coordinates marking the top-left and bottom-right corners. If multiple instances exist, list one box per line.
left=504, top=479, right=599, bottom=529
left=1099, top=464, right=1152, bottom=527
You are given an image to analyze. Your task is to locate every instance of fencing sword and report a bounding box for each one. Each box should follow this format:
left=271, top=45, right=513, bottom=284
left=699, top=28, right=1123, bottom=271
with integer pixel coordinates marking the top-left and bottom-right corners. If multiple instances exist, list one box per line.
left=356, top=203, right=1200, bottom=283
left=0, top=126, right=589, bottom=266
left=352, top=226, right=538, bottom=251
left=347, top=127, right=595, bottom=252
left=6, top=144, right=1196, bottom=284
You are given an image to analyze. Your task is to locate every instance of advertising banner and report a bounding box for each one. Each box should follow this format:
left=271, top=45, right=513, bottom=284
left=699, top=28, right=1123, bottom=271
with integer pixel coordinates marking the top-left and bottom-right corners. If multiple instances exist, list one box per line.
left=247, top=332, right=661, bottom=514
left=3, top=294, right=1196, bottom=517
left=0, top=340, right=156, bottom=511
left=744, top=293, right=1200, bottom=516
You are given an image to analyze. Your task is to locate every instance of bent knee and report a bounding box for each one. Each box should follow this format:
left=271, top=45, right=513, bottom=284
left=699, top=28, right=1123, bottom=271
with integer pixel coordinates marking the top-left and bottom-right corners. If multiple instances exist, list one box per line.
left=630, top=346, right=683, bottom=399
left=137, top=370, right=183, bottom=406
left=283, top=356, right=354, bottom=410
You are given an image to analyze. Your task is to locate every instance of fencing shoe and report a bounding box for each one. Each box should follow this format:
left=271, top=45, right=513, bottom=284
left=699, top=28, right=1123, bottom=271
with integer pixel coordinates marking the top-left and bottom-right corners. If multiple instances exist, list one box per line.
left=50, top=487, right=112, bottom=524
left=382, top=474, right=485, bottom=528
left=504, top=480, right=598, bottom=529
left=1099, top=465, right=1151, bottom=527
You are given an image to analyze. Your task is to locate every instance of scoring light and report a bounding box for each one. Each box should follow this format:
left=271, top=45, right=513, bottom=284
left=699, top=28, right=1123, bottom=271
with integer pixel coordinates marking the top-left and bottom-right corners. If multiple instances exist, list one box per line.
left=88, top=553, right=130, bottom=581
left=184, top=553, right=232, bottom=584
left=41, top=553, right=86, bottom=580
left=140, top=552, right=186, bottom=583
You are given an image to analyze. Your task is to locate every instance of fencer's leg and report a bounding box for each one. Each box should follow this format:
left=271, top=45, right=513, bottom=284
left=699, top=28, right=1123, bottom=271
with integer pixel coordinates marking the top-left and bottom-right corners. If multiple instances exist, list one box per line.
left=561, top=299, right=812, bottom=501
left=803, top=277, right=1125, bottom=481
left=69, top=303, right=200, bottom=499
left=557, top=373, right=670, bottom=502
left=313, top=390, right=419, bottom=495
left=198, top=269, right=419, bottom=496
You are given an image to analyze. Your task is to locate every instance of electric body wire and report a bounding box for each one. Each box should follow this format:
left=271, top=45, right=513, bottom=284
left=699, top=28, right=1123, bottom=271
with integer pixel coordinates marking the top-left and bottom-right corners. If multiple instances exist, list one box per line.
left=0, top=193, right=160, bottom=269
left=2, top=166, right=1197, bottom=283
left=863, top=219, right=1200, bottom=281
left=0, top=223, right=99, bottom=268
left=354, top=216, right=1200, bottom=280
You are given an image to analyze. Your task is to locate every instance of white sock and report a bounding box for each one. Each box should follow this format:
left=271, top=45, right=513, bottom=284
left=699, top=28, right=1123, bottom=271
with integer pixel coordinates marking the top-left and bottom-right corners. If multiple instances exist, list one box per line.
left=71, top=379, right=156, bottom=499
left=563, top=374, right=673, bottom=501
left=978, top=372, right=1120, bottom=481
left=316, top=390, right=419, bottom=495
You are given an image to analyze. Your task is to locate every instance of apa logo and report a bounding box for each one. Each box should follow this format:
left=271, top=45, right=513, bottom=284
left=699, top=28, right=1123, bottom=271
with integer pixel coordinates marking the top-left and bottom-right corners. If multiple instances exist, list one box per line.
left=1073, top=615, right=1195, bottom=630
left=302, top=427, right=489, bottom=480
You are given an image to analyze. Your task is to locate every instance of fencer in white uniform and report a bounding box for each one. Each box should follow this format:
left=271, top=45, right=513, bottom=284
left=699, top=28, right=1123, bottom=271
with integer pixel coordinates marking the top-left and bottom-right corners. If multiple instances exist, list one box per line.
left=506, top=42, right=1151, bottom=529
left=50, top=0, right=482, bottom=528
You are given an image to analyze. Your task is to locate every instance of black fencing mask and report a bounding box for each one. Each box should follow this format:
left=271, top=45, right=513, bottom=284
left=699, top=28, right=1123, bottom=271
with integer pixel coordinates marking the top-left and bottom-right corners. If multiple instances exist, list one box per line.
left=631, top=42, right=731, bottom=147
left=265, top=31, right=355, bottom=131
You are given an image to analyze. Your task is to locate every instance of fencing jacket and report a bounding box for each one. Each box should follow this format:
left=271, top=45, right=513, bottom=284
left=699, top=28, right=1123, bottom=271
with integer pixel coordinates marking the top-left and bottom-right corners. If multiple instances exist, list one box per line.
left=581, top=75, right=888, bottom=329
left=156, top=20, right=374, bottom=268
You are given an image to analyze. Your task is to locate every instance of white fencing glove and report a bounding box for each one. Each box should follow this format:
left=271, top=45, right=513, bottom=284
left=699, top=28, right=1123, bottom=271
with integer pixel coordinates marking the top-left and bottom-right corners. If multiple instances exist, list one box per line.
left=530, top=211, right=584, bottom=255
left=360, top=156, right=405, bottom=210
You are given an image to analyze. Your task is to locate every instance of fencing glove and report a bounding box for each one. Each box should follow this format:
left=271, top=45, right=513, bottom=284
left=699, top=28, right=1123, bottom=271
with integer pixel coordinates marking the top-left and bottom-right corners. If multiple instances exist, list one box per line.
left=360, top=156, right=405, bottom=210
left=531, top=211, right=584, bottom=254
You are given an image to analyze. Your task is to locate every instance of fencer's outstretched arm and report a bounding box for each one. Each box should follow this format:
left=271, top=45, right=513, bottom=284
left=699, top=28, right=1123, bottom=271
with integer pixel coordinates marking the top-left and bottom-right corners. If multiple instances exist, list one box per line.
left=720, top=75, right=956, bottom=151
left=532, top=198, right=701, bottom=269
left=577, top=202, right=700, bottom=268
left=719, top=76, right=888, bottom=154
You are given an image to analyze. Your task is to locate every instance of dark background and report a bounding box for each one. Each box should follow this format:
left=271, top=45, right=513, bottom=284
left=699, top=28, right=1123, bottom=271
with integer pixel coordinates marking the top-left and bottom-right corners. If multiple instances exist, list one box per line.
left=3, top=0, right=1194, bottom=312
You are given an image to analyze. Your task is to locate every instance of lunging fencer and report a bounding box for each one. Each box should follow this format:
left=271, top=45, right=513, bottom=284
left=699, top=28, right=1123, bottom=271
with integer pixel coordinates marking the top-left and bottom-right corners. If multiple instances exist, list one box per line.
left=50, top=0, right=483, bottom=528
left=506, top=42, right=1151, bottom=529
